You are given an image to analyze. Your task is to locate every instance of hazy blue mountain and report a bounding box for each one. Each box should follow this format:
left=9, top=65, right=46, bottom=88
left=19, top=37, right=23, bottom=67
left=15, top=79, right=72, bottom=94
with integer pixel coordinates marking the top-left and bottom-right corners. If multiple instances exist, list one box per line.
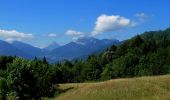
left=0, top=40, right=32, bottom=58
left=48, top=37, right=119, bottom=62
left=11, top=41, right=47, bottom=57
left=75, top=37, right=100, bottom=45
left=46, top=42, right=84, bottom=61
left=44, top=42, right=60, bottom=51
left=0, top=37, right=120, bottom=62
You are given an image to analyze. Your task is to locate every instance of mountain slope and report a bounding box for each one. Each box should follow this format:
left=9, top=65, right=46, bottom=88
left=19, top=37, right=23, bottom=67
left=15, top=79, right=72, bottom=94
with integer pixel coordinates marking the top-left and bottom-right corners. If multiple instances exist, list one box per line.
left=47, top=42, right=85, bottom=61
left=0, top=40, right=32, bottom=58
left=48, top=37, right=119, bottom=61
left=44, top=42, right=60, bottom=51
left=11, top=41, right=47, bottom=57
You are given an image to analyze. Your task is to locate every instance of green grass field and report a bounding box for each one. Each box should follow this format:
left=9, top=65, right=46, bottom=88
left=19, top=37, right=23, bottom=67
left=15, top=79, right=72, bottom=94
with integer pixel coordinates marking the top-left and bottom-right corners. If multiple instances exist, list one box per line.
left=45, top=75, right=170, bottom=100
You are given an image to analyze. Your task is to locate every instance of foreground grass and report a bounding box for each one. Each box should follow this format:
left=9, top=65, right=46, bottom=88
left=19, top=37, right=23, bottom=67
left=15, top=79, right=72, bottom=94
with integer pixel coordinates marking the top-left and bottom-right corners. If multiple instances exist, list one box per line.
left=45, top=75, right=170, bottom=100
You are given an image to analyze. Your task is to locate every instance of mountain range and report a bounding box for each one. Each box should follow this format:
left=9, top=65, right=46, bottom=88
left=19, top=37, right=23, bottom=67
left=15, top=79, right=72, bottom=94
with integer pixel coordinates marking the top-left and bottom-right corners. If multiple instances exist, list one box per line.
left=0, top=37, right=119, bottom=63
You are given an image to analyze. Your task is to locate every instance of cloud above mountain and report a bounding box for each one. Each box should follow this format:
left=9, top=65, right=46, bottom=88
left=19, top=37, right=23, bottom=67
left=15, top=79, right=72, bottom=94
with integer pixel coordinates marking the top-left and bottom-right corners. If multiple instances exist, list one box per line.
left=0, top=29, right=33, bottom=42
left=65, top=30, right=84, bottom=39
left=92, top=14, right=136, bottom=36
left=48, top=33, right=57, bottom=37
left=135, top=13, right=149, bottom=21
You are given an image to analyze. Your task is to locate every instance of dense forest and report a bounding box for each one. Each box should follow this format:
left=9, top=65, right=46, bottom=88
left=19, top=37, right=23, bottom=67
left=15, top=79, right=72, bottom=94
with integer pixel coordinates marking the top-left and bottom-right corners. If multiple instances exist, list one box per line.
left=0, top=28, right=170, bottom=100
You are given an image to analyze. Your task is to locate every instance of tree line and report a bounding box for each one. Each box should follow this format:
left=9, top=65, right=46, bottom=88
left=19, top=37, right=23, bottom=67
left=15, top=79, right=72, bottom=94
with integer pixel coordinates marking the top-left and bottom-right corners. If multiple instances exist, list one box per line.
left=0, top=28, right=170, bottom=99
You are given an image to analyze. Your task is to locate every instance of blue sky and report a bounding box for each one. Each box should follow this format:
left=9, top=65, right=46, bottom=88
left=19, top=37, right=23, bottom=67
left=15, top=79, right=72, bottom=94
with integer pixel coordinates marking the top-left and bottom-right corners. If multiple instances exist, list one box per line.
left=0, top=0, right=170, bottom=47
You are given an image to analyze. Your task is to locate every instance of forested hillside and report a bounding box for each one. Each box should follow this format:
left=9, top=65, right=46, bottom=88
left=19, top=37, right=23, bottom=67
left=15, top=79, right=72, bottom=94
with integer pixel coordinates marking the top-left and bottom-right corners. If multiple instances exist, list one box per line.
left=55, top=28, right=170, bottom=82
left=0, top=28, right=169, bottom=99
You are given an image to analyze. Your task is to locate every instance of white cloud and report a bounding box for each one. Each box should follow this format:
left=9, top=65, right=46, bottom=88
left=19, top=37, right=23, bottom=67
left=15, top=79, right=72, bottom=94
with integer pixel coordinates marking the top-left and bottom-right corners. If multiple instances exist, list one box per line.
left=0, top=29, right=33, bottom=42
left=48, top=33, right=57, bottom=37
left=92, top=14, right=135, bottom=36
left=135, top=13, right=148, bottom=21
left=66, top=30, right=84, bottom=36
left=135, top=13, right=146, bottom=18
left=65, top=30, right=84, bottom=39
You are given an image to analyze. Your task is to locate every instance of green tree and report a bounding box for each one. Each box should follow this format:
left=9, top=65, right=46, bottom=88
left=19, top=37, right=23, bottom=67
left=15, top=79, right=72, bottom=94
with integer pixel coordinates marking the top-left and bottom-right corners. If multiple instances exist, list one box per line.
left=7, top=58, right=57, bottom=100
left=0, top=77, right=8, bottom=100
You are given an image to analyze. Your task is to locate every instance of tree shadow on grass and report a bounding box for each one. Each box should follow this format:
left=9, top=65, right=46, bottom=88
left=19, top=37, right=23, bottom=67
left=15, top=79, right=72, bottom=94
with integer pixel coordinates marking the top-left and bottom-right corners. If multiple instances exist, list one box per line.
left=58, top=87, right=74, bottom=93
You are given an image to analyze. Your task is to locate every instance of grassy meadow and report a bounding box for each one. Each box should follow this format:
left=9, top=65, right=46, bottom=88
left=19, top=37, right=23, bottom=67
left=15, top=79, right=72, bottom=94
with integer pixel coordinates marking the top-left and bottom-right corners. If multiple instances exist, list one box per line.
left=45, top=75, right=170, bottom=100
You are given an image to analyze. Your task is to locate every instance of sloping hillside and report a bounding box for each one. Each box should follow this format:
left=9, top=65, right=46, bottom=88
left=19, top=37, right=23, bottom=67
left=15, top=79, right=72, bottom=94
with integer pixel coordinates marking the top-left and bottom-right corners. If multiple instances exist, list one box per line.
left=50, top=75, right=170, bottom=100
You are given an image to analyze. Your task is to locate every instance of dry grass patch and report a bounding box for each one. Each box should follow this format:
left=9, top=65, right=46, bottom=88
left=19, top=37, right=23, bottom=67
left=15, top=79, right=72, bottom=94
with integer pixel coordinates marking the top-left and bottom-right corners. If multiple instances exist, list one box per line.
left=46, top=75, right=170, bottom=100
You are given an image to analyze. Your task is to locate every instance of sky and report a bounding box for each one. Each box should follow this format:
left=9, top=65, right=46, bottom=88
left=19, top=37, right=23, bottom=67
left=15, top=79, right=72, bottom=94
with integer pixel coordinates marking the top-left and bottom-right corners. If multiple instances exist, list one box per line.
left=0, top=0, right=170, bottom=47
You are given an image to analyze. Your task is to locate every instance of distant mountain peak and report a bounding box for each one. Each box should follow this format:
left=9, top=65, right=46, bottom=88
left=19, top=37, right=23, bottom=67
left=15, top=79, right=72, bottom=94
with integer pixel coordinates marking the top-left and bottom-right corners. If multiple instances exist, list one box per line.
left=48, top=42, right=59, bottom=47
left=45, top=42, right=60, bottom=51
left=11, top=41, right=35, bottom=49
left=76, top=37, right=100, bottom=45
left=77, top=37, right=98, bottom=41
